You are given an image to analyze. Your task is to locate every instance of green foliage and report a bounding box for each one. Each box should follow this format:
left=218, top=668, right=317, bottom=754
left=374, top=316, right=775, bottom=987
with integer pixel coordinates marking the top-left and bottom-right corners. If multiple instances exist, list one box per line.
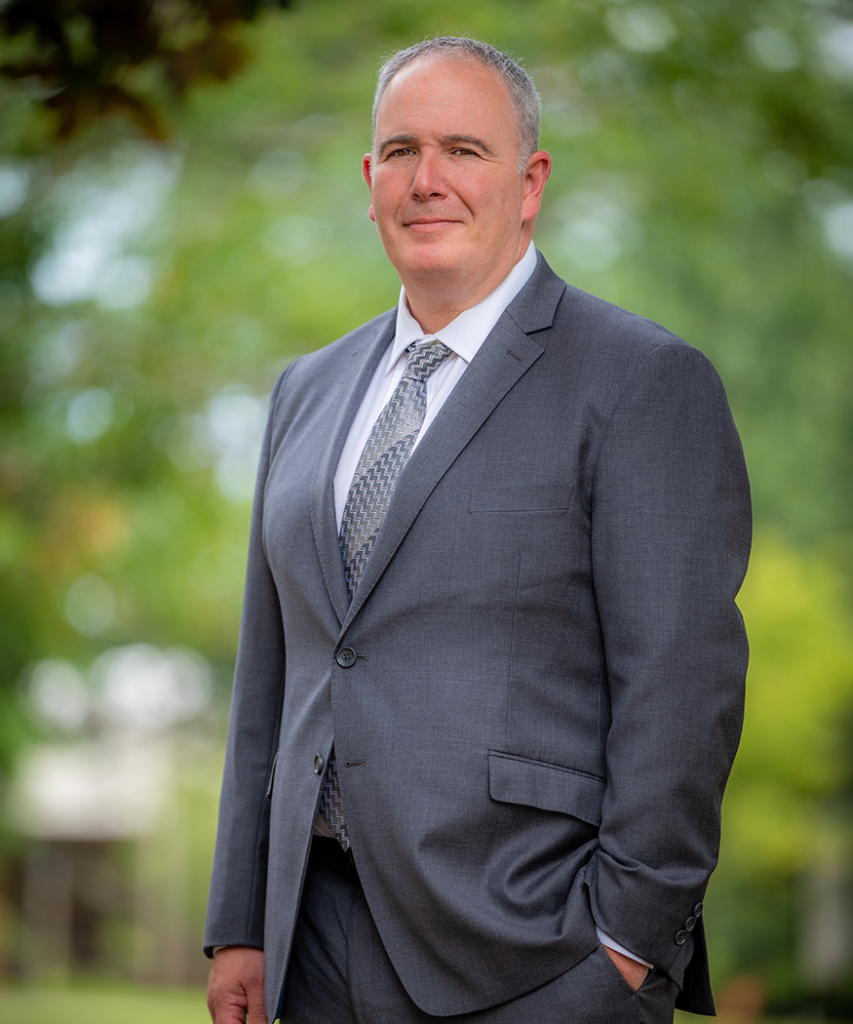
left=708, top=531, right=853, bottom=1001
left=735, top=534, right=853, bottom=823
left=0, top=0, right=294, bottom=141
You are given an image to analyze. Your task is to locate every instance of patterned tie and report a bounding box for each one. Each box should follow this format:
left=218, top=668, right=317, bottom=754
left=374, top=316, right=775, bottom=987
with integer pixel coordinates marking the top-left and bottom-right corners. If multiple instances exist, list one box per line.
left=319, top=339, right=452, bottom=850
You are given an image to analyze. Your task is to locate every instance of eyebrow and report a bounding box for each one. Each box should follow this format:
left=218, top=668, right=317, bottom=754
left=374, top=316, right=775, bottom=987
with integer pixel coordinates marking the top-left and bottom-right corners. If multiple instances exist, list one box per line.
left=377, top=133, right=496, bottom=156
left=444, top=134, right=495, bottom=155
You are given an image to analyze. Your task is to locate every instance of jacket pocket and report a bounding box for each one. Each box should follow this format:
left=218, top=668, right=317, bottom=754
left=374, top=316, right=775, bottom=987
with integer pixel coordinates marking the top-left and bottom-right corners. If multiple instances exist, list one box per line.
left=469, top=484, right=573, bottom=513
left=488, top=751, right=604, bottom=826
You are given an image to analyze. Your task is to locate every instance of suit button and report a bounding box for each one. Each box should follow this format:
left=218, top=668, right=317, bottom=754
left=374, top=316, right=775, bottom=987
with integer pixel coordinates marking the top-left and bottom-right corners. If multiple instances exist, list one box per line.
left=675, top=930, right=688, bottom=946
left=693, top=902, right=704, bottom=917
left=336, top=647, right=357, bottom=668
left=313, top=754, right=324, bottom=774
left=685, top=916, right=697, bottom=932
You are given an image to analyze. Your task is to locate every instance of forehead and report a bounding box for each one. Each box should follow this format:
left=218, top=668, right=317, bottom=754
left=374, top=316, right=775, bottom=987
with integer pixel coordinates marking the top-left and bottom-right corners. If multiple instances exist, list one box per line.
left=374, top=55, right=515, bottom=135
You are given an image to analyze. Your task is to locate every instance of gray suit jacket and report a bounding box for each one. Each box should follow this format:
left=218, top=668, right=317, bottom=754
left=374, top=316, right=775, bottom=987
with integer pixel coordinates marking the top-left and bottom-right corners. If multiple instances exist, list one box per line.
left=204, top=253, right=751, bottom=1020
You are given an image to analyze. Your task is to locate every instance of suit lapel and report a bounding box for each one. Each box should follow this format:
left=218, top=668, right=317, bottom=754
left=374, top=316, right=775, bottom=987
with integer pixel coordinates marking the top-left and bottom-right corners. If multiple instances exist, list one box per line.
left=340, top=255, right=566, bottom=634
left=309, top=314, right=396, bottom=625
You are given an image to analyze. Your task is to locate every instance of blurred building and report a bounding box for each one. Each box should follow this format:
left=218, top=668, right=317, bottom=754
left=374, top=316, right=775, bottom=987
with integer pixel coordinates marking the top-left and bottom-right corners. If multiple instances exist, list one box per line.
left=3, top=644, right=221, bottom=985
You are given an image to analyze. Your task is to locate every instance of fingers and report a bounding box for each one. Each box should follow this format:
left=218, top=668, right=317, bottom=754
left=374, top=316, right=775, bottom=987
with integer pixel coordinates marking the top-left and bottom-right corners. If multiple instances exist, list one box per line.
left=207, top=946, right=266, bottom=1024
left=602, top=944, right=649, bottom=992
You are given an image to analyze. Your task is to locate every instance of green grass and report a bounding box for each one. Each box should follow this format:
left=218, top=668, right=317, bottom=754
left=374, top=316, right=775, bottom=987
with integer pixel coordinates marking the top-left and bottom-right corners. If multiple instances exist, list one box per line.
left=0, top=984, right=210, bottom=1024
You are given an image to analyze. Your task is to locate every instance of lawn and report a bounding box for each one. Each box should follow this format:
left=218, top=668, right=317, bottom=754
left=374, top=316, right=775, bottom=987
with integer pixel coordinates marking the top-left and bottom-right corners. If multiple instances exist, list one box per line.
left=0, top=984, right=210, bottom=1024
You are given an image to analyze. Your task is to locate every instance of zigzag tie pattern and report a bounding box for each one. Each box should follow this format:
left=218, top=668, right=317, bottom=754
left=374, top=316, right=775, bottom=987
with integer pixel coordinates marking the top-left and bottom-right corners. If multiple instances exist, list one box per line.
left=319, top=339, right=452, bottom=851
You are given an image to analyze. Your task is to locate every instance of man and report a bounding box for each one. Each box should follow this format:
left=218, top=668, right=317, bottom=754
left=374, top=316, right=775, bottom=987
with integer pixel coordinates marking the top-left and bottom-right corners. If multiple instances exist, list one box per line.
left=205, top=37, right=750, bottom=1024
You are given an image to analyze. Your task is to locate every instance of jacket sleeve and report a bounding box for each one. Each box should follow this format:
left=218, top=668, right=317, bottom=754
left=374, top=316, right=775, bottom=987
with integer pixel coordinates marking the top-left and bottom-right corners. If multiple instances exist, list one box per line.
left=584, top=341, right=751, bottom=983
left=203, top=370, right=289, bottom=955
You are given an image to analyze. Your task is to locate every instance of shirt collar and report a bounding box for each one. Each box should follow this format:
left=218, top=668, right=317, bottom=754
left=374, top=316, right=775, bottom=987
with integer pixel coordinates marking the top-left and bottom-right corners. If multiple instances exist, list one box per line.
left=385, top=241, right=538, bottom=375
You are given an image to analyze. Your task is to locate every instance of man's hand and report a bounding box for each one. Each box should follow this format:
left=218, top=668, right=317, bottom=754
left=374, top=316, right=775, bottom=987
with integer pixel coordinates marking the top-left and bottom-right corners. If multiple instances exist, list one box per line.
left=207, top=945, right=266, bottom=1024
left=603, top=944, right=649, bottom=992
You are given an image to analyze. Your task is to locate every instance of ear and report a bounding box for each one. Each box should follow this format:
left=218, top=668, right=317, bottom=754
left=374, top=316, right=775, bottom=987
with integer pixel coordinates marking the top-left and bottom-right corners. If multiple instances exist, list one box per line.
left=521, top=150, right=552, bottom=223
left=362, top=153, right=376, bottom=223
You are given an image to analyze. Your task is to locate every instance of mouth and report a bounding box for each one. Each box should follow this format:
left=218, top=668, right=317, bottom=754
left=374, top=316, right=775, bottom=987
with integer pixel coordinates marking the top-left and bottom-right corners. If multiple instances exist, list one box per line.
left=404, top=218, right=460, bottom=232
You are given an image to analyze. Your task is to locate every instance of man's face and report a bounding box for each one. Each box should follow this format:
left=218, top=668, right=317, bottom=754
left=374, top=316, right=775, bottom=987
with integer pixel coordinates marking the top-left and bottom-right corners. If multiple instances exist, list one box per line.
left=363, top=55, right=549, bottom=309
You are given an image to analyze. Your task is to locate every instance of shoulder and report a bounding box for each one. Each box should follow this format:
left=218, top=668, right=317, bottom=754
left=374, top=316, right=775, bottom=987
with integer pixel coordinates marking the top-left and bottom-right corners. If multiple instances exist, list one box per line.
left=557, top=280, right=687, bottom=361
left=517, top=257, right=736, bottom=442
left=520, top=252, right=686, bottom=358
left=529, top=253, right=717, bottom=384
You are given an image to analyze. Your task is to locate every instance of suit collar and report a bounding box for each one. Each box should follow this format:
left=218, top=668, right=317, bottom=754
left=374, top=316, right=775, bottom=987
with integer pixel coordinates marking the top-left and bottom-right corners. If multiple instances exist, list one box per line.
left=505, top=249, right=567, bottom=335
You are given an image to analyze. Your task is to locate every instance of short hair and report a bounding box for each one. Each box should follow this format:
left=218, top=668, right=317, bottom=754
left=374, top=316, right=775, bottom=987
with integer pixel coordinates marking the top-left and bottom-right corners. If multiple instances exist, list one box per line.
left=372, top=37, right=541, bottom=173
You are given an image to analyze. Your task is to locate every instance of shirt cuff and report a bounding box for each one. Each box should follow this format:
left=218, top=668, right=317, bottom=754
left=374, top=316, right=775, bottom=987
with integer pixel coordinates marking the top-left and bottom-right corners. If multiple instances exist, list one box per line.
left=596, top=928, right=654, bottom=970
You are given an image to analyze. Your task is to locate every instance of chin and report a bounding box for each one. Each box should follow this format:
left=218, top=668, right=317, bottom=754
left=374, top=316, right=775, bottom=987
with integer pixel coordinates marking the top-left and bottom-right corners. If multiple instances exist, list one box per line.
left=379, top=231, right=460, bottom=270
left=394, top=247, right=464, bottom=282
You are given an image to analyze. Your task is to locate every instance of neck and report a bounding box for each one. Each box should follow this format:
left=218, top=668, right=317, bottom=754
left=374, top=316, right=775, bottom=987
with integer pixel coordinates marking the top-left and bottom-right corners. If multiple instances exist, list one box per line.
left=403, top=235, right=533, bottom=335
left=405, top=273, right=507, bottom=335
left=404, top=292, right=474, bottom=335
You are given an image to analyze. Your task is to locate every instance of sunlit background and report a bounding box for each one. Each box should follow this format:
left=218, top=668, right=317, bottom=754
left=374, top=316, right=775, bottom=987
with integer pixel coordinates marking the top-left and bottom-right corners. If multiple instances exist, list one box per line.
left=1, top=1, right=852, bottom=1021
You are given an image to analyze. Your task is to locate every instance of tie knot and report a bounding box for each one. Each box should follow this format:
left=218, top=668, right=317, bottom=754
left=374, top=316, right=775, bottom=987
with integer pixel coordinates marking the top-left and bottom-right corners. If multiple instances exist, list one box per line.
left=403, top=340, right=452, bottom=383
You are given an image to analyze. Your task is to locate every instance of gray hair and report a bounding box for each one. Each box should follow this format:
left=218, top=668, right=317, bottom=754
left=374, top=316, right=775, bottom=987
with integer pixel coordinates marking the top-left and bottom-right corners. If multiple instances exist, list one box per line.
left=372, top=37, right=541, bottom=173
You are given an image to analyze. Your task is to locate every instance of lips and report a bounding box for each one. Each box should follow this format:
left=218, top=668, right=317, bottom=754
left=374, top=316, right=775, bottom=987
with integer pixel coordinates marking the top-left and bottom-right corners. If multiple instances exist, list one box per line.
left=404, top=217, right=460, bottom=230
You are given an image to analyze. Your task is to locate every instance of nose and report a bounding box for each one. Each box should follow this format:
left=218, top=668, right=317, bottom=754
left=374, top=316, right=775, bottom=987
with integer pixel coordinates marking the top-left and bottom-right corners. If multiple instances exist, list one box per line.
left=411, top=153, right=446, bottom=201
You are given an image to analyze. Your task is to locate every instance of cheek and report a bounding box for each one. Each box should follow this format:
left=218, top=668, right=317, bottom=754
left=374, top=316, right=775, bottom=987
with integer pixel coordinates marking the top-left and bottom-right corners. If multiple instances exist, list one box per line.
left=468, top=178, right=515, bottom=218
left=369, top=182, right=400, bottom=222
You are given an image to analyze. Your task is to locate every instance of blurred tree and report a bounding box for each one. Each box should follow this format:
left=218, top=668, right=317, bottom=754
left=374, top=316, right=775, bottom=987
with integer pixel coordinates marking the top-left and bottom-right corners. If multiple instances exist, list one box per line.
left=709, top=533, right=853, bottom=1008
left=0, top=0, right=294, bottom=140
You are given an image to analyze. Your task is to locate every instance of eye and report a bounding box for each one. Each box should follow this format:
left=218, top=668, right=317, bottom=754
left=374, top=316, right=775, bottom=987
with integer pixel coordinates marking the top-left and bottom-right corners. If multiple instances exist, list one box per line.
left=387, top=147, right=415, bottom=158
